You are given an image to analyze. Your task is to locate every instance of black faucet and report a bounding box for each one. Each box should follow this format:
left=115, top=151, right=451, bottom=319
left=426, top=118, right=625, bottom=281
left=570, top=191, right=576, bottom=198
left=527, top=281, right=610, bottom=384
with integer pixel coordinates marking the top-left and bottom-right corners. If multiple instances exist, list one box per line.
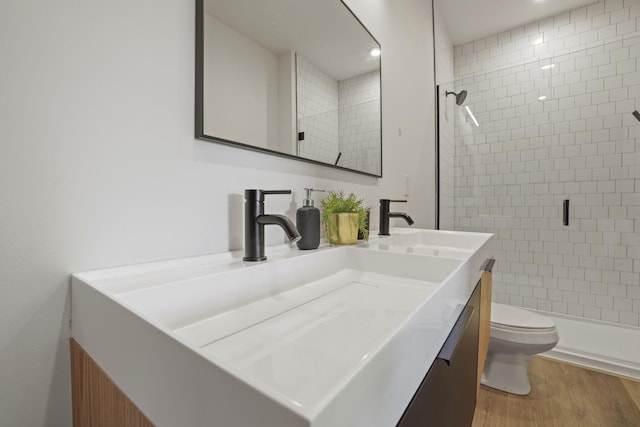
left=379, top=199, right=414, bottom=236
left=243, top=189, right=301, bottom=261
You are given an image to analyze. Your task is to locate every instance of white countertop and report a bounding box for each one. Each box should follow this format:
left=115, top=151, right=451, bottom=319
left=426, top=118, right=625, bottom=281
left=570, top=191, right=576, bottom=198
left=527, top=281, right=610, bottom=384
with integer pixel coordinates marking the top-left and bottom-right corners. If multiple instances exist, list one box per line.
left=71, top=228, right=493, bottom=427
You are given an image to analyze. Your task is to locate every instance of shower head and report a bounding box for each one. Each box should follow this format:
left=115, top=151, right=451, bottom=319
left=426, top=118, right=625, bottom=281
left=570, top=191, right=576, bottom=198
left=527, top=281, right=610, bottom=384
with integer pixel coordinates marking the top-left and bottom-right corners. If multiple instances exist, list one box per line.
left=446, top=90, right=468, bottom=106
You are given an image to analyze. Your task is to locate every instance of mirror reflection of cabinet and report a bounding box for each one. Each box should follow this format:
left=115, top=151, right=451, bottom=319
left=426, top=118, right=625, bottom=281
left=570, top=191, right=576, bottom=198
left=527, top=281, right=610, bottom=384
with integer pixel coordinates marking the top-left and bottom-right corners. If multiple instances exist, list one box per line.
left=195, top=0, right=382, bottom=176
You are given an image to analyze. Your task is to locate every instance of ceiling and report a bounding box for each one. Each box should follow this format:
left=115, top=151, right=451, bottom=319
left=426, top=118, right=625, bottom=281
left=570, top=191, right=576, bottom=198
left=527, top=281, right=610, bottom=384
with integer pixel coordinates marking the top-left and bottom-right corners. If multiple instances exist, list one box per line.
left=436, top=0, right=598, bottom=46
left=206, top=0, right=380, bottom=81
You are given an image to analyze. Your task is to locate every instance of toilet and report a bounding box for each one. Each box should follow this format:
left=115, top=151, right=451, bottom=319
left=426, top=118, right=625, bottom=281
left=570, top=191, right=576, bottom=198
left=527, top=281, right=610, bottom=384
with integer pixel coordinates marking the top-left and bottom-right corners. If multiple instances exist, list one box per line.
left=481, top=303, right=559, bottom=395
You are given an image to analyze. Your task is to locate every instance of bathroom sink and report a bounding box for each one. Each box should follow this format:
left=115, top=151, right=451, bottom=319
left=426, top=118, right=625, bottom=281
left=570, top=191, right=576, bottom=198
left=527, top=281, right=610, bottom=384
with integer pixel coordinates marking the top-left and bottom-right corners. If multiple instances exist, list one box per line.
left=110, top=247, right=461, bottom=332
left=363, top=228, right=493, bottom=259
left=71, top=230, right=492, bottom=427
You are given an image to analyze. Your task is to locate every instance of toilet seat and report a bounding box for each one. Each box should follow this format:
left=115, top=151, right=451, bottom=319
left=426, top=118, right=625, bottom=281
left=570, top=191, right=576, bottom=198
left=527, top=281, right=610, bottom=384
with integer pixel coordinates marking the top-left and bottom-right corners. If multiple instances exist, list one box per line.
left=492, top=323, right=556, bottom=333
left=490, top=303, right=555, bottom=329
left=490, top=303, right=558, bottom=345
left=491, top=324, right=559, bottom=345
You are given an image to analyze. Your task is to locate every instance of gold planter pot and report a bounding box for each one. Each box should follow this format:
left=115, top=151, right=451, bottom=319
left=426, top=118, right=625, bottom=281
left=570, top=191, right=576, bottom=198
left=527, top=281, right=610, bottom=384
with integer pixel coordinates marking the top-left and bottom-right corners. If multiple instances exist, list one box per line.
left=326, top=213, right=359, bottom=245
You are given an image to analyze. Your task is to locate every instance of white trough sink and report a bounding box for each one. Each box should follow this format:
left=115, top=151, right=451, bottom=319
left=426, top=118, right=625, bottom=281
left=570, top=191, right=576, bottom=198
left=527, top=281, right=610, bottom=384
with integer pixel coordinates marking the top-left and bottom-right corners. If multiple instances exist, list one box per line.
left=364, top=229, right=494, bottom=259
left=72, top=229, right=492, bottom=427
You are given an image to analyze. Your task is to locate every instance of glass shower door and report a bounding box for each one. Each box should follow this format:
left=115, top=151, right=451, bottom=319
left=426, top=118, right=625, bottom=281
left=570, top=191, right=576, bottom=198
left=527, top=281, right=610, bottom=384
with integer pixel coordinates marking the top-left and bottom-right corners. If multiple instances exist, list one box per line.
left=440, top=36, right=640, bottom=328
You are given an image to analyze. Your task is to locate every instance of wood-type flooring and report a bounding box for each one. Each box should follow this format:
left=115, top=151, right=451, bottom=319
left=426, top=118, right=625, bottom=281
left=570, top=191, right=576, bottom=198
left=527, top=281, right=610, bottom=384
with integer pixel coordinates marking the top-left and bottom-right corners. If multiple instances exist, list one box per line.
left=472, top=357, right=640, bottom=427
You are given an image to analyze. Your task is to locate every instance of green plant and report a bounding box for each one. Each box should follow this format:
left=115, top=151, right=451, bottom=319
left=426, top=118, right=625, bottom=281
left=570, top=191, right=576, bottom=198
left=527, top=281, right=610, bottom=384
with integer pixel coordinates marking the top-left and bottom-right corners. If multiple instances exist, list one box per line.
left=320, top=190, right=369, bottom=240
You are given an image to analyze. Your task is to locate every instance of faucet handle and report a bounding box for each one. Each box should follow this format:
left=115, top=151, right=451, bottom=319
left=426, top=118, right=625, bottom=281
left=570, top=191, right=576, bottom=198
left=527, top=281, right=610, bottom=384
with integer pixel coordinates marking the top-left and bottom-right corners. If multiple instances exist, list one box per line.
left=263, top=190, right=292, bottom=195
left=245, top=189, right=292, bottom=201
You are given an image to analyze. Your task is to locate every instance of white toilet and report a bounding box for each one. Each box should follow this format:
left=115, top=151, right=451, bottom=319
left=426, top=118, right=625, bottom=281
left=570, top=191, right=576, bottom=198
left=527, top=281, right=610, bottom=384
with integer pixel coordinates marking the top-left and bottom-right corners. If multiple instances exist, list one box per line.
left=481, top=303, right=559, bottom=395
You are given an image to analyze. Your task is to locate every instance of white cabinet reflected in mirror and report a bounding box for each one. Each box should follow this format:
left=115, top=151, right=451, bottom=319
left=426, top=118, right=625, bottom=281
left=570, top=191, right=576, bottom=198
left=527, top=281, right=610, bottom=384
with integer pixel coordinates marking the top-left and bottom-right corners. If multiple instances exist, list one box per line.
left=196, top=0, right=382, bottom=177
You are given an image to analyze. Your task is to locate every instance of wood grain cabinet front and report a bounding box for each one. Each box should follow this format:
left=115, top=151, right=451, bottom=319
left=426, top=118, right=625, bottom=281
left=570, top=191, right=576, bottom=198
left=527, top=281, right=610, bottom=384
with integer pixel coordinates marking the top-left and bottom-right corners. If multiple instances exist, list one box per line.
left=478, top=259, right=495, bottom=392
left=70, top=339, right=154, bottom=427
left=397, top=281, right=481, bottom=427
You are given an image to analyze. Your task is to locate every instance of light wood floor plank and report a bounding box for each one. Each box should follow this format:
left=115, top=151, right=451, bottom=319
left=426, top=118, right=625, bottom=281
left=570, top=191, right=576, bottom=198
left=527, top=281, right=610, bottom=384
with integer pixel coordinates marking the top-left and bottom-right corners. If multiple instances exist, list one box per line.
left=622, top=378, right=640, bottom=412
left=473, top=357, right=640, bottom=427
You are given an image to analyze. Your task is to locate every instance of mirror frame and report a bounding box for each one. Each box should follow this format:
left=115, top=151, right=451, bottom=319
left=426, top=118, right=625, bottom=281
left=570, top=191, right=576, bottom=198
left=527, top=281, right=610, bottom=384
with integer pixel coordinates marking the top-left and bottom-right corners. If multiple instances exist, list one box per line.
left=194, top=0, right=383, bottom=177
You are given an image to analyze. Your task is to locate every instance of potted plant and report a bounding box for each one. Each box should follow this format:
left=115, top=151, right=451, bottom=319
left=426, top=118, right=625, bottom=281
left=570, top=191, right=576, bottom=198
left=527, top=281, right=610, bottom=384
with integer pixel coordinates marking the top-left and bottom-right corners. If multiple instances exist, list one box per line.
left=320, top=191, right=369, bottom=244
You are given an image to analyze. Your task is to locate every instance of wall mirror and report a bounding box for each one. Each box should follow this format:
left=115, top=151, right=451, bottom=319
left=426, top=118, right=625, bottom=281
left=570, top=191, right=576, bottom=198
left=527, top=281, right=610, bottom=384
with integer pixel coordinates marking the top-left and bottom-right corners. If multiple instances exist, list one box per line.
left=196, top=0, right=382, bottom=177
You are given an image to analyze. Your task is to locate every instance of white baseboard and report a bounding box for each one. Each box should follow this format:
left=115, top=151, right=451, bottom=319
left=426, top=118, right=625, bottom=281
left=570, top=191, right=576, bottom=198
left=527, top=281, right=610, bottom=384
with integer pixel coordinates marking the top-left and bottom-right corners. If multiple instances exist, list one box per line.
left=534, top=311, right=640, bottom=380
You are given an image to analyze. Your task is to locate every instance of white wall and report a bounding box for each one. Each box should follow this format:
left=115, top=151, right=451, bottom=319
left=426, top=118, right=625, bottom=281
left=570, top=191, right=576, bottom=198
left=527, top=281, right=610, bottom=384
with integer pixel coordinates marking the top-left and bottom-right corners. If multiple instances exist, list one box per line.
left=368, top=0, right=436, bottom=223
left=0, top=0, right=435, bottom=425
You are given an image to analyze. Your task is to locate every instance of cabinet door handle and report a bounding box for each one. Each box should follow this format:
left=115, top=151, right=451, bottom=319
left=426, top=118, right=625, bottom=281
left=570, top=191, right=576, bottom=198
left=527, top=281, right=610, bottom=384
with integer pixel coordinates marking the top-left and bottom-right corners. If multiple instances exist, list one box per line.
left=437, top=304, right=475, bottom=366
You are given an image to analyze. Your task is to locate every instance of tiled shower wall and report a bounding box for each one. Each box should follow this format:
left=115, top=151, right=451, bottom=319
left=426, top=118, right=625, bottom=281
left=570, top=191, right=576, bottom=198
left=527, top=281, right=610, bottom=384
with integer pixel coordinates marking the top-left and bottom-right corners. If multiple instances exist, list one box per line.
left=338, top=71, right=381, bottom=175
left=296, top=55, right=381, bottom=173
left=455, top=0, right=640, bottom=78
left=450, top=0, right=640, bottom=326
left=296, top=55, right=340, bottom=165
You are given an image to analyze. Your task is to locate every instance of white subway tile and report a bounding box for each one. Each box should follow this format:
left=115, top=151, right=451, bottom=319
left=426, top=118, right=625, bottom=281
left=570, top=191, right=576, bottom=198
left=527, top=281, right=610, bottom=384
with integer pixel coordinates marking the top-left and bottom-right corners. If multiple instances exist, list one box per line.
left=620, top=311, right=639, bottom=326
left=613, top=7, right=631, bottom=23
left=588, top=3, right=606, bottom=17
left=609, top=0, right=627, bottom=11
left=617, top=19, right=637, bottom=35
left=599, top=62, right=618, bottom=77
left=605, top=74, right=624, bottom=88
left=622, top=272, right=640, bottom=285
left=593, top=12, right=613, bottom=29
left=601, top=308, right=620, bottom=322
left=584, top=305, right=602, bottom=319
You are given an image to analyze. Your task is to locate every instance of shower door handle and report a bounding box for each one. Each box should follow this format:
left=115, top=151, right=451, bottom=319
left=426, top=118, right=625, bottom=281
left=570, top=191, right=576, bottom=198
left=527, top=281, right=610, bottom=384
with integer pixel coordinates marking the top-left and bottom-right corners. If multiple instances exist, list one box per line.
left=563, top=199, right=569, bottom=226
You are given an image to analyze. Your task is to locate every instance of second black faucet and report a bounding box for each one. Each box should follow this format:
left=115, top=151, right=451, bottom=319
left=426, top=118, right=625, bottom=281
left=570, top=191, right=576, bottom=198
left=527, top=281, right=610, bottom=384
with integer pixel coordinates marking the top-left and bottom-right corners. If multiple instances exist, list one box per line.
left=379, top=199, right=414, bottom=235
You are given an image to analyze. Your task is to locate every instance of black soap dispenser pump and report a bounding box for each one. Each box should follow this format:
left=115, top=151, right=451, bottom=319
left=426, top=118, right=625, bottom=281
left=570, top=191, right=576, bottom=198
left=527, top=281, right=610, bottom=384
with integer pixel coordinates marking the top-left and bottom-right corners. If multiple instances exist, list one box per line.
left=296, top=188, right=323, bottom=250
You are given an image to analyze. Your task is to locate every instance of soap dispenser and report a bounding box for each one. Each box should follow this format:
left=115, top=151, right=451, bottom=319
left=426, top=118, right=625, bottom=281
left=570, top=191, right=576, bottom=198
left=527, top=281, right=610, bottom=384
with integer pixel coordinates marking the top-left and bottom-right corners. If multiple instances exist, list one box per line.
left=296, top=188, right=324, bottom=250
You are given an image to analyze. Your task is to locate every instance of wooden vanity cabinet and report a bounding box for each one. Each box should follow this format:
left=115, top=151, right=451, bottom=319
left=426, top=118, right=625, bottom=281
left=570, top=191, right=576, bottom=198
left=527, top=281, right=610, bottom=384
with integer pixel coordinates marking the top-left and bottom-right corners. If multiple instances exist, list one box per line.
left=70, top=339, right=154, bottom=427
left=478, top=258, right=494, bottom=392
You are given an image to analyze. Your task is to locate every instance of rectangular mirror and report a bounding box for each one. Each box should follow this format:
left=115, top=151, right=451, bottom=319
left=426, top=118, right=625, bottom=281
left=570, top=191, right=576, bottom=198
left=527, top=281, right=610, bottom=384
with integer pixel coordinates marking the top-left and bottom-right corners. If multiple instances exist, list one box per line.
left=196, top=0, right=382, bottom=177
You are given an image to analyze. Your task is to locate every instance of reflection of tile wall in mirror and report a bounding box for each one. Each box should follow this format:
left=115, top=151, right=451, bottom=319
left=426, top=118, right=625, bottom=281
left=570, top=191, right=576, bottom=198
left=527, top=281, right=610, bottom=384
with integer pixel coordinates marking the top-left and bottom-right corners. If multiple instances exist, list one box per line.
left=339, top=72, right=381, bottom=176
left=197, top=0, right=382, bottom=176
left=296, top=56, right=340, bottom=165
left=297, top=54, right=381, bottom=175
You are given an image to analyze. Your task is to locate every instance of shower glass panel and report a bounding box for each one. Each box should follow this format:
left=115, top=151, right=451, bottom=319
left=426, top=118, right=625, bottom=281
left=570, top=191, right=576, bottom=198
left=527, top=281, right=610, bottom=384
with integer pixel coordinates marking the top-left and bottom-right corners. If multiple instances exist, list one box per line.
left=440, top=36, right=640, bottom=328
